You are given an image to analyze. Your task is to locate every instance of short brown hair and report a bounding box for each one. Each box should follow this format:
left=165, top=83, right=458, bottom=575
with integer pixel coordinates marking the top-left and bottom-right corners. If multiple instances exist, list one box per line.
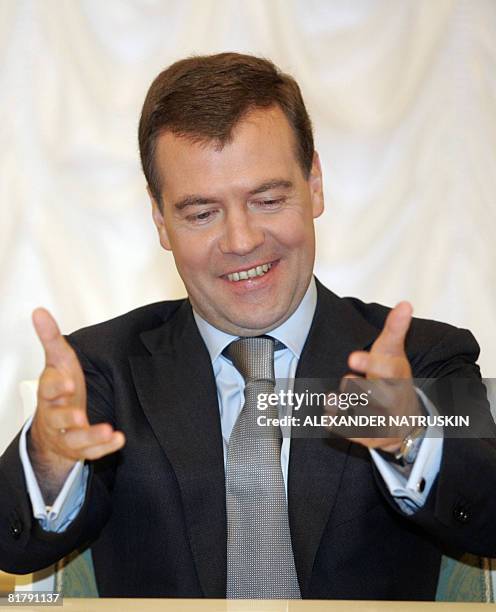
left=138, top=52, right=314, bottom=206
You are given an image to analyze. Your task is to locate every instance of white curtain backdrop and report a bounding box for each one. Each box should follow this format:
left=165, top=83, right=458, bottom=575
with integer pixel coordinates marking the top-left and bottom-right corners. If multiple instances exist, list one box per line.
left=1, top=0, right=495, bottom=453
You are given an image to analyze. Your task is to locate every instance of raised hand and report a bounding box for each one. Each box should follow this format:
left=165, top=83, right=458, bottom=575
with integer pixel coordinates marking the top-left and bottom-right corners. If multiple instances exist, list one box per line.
left=342, top=302, right=421, bottom=453
left=349, top=301, right=413, bottom=378
left=29, top=308, right=125, bottom=501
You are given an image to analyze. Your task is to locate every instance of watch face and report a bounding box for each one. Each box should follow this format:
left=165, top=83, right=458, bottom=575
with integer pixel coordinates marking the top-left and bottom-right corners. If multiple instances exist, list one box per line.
left=404, top=441, right=416, bottom=464
left=404, top=430, right=425, bottom=463
left=395, top=427, right=426, bottom=464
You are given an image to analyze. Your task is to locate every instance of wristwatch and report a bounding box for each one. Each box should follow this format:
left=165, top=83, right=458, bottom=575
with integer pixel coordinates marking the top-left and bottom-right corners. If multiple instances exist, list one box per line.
left=394, top=426, right=426, bottom=464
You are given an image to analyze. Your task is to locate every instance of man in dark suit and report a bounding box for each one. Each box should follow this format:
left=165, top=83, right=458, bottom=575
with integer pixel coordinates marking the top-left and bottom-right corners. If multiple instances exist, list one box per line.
left=1, top=52, right=495, bottom=599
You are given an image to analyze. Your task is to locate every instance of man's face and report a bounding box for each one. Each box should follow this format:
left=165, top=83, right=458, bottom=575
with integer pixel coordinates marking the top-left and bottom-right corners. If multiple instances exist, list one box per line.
left=150, top=106, right=324, bottom=336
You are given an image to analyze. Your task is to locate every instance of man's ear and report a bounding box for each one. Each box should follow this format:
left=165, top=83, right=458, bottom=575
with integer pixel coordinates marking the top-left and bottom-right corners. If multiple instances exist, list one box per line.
left=309, top=151, right=324, bottom=219
left=147, top=186, right=172, bottom=251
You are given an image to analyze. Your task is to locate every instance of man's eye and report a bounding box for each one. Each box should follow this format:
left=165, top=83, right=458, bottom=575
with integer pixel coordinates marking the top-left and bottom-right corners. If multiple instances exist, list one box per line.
left=186, top=210, right=216, bottom=224
left=253, top=198, right=285, bottom=209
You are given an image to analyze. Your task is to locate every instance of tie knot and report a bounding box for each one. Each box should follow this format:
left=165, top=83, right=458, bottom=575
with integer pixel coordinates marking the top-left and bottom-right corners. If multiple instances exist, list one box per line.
left=226, top=336, right=277, bottom=383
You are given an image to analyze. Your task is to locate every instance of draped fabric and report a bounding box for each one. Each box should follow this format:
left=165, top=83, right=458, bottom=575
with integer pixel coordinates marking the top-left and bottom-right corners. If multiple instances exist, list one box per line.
left=1, top=0, right=495, bottom=452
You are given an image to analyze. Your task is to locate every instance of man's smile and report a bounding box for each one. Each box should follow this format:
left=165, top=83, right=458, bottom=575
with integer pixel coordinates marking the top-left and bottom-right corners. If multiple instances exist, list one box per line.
left=224, top=260, right=276, bottom=282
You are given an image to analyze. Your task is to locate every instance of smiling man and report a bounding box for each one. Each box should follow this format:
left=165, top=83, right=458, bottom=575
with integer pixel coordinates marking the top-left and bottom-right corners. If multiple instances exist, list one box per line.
left=151, top=104, right=323, bottom=336
left=1, top=53, right=496, bottom=601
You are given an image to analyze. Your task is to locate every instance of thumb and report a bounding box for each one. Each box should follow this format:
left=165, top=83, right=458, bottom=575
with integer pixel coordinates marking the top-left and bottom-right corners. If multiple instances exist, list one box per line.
left=372, top=301, right=412, bottom=357
left=32, top=308, right=76, bottom=369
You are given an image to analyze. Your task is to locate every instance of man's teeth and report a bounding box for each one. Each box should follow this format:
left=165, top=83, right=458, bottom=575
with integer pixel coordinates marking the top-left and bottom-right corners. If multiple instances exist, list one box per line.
left=227, top=263, right=272, bottom=282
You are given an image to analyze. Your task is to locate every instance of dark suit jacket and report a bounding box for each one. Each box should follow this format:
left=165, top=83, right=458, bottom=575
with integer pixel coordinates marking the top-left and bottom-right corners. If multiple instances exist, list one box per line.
left=1, top=279, right=496, bottom=599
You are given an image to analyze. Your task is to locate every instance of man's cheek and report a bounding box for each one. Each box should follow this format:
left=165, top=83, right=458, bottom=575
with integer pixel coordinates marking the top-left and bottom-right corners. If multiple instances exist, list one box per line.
left=174, top=245, right=206, bottom=269
left=280, top=228, right=310, bottom=250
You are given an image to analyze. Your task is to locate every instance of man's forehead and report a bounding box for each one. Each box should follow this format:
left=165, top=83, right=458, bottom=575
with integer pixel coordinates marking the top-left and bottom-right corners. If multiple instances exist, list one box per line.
left=157, top=106, right=294, bottom=153
left=154, top=107, right=301, bottom=197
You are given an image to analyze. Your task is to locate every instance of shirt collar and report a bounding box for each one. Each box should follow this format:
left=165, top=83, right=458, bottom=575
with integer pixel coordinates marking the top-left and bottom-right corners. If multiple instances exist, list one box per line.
left=193, top=276, right=317, bottom=363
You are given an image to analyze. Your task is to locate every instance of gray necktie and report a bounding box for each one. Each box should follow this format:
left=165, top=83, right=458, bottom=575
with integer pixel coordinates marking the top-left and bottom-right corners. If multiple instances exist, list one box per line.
left=225, top=336, right=301, bottom=599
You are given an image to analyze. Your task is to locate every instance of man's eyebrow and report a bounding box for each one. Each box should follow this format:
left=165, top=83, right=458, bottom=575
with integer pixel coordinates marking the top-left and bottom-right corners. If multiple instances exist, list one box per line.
left=248, top=179, right=293, bottom=196
left=174, top=196, right=220, bottom=210
left=173, top=180, right=293, bottom=210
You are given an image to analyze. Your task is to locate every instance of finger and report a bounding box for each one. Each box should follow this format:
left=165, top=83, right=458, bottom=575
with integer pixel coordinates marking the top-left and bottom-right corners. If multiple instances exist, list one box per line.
left=38, top=367, right=76, bottom=402
left=339, top=372, right=364, bottom=394
left=46, top=406, right=89, bottom=431
left=348, top=351, right=411, bottom=379
left=348, top=351, right=370, bottom=374
left=349, top=437, right=402, bottom=451
left=62, top=423, right=118, bottom=450
left=366, top=353, right=411, bottom=379
left=79, top=432, right=126, bottom=461
left=32, top=308, right=78, bottom=369
left=372, top=301, right=412, bottom=357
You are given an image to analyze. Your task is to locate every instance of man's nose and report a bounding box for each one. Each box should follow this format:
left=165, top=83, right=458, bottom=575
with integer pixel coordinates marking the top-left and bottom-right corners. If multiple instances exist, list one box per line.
left=219, top=209, right=265, bottom=256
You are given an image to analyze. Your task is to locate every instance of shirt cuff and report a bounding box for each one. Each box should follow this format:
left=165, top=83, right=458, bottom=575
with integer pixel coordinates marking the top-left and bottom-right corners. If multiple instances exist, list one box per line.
left=369, top=387, right=443, bottom=514
left=19, top=416, right=88, bottom=532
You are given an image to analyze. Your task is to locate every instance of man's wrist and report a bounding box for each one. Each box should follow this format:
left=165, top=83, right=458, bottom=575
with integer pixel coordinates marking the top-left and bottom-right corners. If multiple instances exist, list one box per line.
left=27, top=428, right=76, bottom=505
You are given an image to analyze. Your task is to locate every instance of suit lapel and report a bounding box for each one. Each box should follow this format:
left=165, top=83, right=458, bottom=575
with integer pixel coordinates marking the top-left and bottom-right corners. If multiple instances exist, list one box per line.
left=288, top=279, right=378, bottom=594
left=129, top=301, right=226, bottom=597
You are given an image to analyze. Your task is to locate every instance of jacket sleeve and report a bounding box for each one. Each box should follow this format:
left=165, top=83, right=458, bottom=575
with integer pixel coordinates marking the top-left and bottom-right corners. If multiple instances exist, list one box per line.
left=0, top=340, right=117, bottom=574
left=372, top=326, right=496, bottom=558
